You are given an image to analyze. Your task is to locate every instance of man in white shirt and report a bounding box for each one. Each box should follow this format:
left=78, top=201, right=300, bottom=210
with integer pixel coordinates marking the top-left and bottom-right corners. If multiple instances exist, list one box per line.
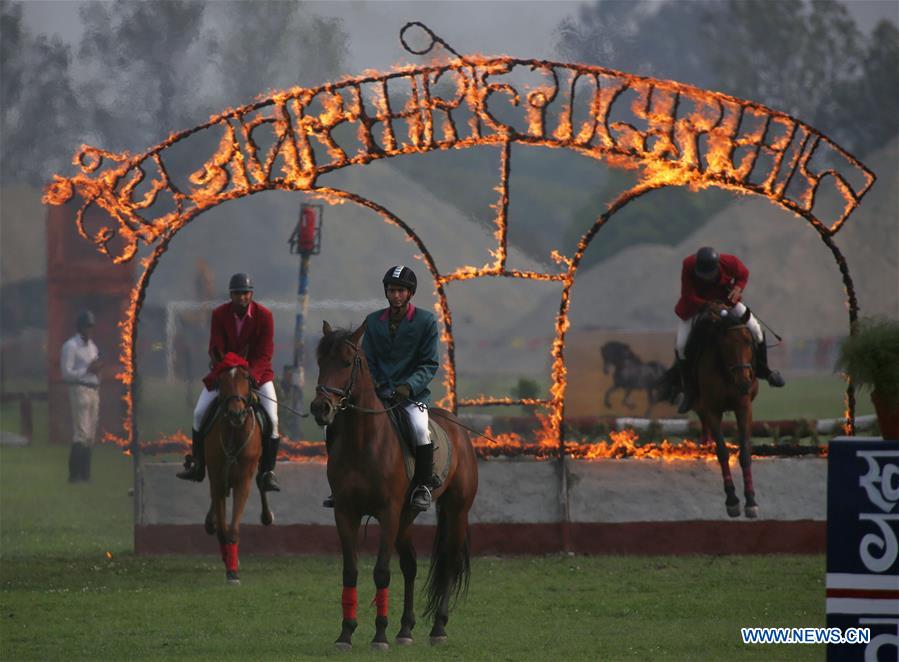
left=60, top=310, right=102, bottom=482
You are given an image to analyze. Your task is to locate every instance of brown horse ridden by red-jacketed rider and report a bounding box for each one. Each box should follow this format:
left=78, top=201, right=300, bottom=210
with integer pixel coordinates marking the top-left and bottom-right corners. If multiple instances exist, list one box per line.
left=202, top=364, right=273, bottom=584
left=310, top=322, right=478, bottom=651
left=688, top=302, right=760, bottom=518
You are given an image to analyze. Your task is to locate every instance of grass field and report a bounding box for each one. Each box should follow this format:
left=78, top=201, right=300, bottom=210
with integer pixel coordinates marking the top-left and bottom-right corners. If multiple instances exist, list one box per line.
left=1, top=409, right=835, bottom=660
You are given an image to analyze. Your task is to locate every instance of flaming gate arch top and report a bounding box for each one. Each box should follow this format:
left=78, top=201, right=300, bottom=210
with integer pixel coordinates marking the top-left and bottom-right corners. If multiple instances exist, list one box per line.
left=45, top=22, right=876, bottom=455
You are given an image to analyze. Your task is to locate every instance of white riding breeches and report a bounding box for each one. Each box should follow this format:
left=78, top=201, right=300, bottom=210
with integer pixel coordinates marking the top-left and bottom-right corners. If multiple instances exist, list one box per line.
left=675, top=301, right=763, bottom=356
left=193, top=380, right=279, bottom=437
left=404, top=401, right=431, bottom=447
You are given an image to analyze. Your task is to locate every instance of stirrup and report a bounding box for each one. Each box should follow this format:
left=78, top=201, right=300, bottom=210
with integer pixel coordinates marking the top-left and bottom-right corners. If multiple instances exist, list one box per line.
left=322, top=494, right=334, bottom=508
left=176, top=456, right=205, bottom=482
left=256, top=471, right=281, bottom=492
left=765, top=370, right=786, bottom=388
left=410, top=485, right=432, bottom=512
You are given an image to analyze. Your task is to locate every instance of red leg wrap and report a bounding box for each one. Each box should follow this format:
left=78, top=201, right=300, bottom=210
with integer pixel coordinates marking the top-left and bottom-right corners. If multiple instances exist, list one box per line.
left=375, top=587, right=389, bottom=618
left=219, top=543, right=238, bottom=572
left=341, top=586, right=358, bottom=621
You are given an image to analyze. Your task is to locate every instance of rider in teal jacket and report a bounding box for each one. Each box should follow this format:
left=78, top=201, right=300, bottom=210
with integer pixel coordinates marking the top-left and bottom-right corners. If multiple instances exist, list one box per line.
left=362, top=297, right=439, bottom=406
left=323, top=265, right=441, bottom=511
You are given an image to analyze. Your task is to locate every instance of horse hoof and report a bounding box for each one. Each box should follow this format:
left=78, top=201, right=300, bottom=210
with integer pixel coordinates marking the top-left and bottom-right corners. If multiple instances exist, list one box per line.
left=745, top=505, right=759, bottom=519
left=370, top=641, right=389, bottom=652
left=261, top=511, right=274, bottom=526
left=429, top=635, right=447, bottom=646
left=227, top=577, right=240, bottom=586
left=335, top=642, right=352, bottom=652
left=726, top=504, right=741, bottom=518
left=395, top=636, right=414, bottom=646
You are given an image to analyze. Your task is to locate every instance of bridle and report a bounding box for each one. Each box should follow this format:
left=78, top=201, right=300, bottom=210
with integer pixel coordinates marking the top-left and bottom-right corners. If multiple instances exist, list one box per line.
left=720, top=323, right=755, bottom=382
left=221, top=368, right=253, bottom=427
left=223, top=393, right=252, bottom=427
left=315, top=339, right=363, bottom=412
left=217, top=369, right=256, bottom=489
left=314, top=338, right=403, bottom=415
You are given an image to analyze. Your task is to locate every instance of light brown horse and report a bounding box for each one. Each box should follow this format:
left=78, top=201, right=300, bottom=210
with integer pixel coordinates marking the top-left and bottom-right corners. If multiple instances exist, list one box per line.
left=689, top=302, right=760, bottom=518
left=310, top=322, right=478, bottom=651
left=202, top=364, right=273, bottom=584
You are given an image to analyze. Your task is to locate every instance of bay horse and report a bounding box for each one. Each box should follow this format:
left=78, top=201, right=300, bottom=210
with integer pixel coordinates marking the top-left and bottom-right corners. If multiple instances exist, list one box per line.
left=688, top=302, right=760, bottom=518
left=310, top=322, right=478, bottom=651
left=202, top=362, right=273, bottom=584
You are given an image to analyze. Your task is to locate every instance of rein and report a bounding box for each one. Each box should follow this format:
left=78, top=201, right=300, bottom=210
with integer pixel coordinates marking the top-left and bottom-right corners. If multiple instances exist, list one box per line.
left=216, top=395, right=257, bottom=491
left=720, top=323, right=755, bottom=378
left=314, top=339, right=406, bottom=415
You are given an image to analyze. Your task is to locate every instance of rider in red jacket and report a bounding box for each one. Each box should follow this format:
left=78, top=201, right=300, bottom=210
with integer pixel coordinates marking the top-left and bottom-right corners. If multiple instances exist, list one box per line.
left=674, top=247, right=785, bottom=413
left=177, top=273, right=281, bottom=491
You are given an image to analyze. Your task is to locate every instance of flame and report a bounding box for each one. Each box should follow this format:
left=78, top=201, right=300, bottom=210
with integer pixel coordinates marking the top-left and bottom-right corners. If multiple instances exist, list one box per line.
left=122, top=425, right=818, bottom=463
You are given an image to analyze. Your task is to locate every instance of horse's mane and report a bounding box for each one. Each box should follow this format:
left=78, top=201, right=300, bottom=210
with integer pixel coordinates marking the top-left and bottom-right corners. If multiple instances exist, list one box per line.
left=316, top=328, right=355, bottom=361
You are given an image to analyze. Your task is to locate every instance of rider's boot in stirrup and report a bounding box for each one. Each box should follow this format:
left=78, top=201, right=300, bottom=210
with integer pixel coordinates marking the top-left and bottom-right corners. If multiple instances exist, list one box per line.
left=756, top=336, right=786, bottom=387
left=410, top=443, right=441, bottom=512
left=176, top=429, right=206, bottom=482
left=257, top=436, right=281, bottom=492
left=322, top=494, right=335, bottom=508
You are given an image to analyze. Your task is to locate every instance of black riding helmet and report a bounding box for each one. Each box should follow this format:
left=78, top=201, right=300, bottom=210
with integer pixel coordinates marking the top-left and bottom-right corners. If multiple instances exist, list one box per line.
left=694, top=247, right=720, bottom=281
left=382, top=265, right=417, bottom=295
left=229, top=273, right=254, bottom=292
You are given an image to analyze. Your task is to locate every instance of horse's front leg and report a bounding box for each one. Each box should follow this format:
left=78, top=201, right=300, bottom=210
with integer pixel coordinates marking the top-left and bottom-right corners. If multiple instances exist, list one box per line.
left=223, top=464, right=254, bottom=585
left=702, top=411, right=739, bottom=517
left=334, top=508, right=361, bottom=651
left=394, top=512, right=417, bottom=645
left=210, top=486, right=236, bottom=583
left=371, top=509, right=399, bottom=651
left=734, top=400, right=758, bottom=518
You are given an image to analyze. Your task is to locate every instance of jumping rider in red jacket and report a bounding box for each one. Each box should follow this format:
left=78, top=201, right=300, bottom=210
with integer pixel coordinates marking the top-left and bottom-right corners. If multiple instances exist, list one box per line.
left=674, top=247, right=785, bottom=413
left=177, top=273, right=281, bottom=491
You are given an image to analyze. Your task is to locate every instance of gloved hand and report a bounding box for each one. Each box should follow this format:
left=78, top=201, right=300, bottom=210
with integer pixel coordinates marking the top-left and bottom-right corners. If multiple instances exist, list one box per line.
left=395, top=384, right=412, bottom=401
left=377, top=386, right=396, bottom=402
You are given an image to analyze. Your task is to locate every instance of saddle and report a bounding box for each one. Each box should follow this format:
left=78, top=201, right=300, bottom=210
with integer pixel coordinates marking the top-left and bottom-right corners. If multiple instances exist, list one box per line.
left=384, top=399, right=452, bottom=484
left=198, top=393, right=273, bottom=441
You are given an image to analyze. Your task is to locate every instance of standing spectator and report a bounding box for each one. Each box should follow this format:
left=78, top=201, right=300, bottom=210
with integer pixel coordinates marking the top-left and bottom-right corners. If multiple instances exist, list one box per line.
left=60, top=310, right=102, bottom=482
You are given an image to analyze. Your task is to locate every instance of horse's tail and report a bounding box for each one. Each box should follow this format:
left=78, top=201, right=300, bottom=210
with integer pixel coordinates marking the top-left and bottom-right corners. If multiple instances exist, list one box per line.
left=423, top=501, right=471, bottom=619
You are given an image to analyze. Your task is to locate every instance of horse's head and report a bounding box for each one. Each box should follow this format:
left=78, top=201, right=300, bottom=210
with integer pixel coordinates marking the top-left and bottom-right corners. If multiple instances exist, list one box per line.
left=310, top=321, right=367, bottom=426
left=703, top=302, right=755, bottom=394
left=600, top=341, right=637, bottom=375
left=218, top=365, right=252, bottom=428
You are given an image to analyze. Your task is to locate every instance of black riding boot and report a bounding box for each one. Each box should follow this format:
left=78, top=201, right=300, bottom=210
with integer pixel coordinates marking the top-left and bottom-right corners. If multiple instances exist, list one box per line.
left=756, top=336, right=786, bottom=387
left=410, top=443, right=441, bottom=512
left=176, top=429, right=206, bottom=482
left=676, top=356, right=696, bottom=414
left=257, top=436, right=281, bottom=492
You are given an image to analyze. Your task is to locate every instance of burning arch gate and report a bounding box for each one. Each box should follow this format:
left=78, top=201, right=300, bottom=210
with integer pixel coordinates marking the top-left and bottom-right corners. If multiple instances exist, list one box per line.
left=45, top=24, right=875, bottom=468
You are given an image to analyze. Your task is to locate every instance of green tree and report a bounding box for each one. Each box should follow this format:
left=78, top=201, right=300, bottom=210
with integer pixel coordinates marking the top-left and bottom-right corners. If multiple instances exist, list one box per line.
left=1, top=0, right=82, bottom=185
left=208, top=1, right=349, bottom=104
left=77, top=0, right=212, bottom=152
